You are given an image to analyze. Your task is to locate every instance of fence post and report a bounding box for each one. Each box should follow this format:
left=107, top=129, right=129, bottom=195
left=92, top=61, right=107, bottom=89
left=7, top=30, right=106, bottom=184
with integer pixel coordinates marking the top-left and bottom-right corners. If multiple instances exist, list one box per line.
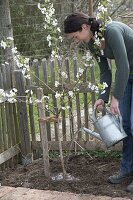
left=14, top=70, right=32, bottom=165
left=37, top=88, right=50, bottom=178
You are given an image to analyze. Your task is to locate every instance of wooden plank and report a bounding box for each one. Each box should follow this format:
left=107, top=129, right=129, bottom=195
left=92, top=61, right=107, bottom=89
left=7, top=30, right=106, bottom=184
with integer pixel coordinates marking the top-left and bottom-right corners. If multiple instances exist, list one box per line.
left=83, top=66, right=89, bottom=140
left=0, top=144, right=20, bottom=165
left=50, top=59, right=58, bottom=141
left=1, top=64, right=13, bottom=167
left=58, top=59, right=66, bottom=141
left=42, top=58, right=51, bottom=141
left=73, top=58, right=82, bottom=139
left=32, top=59, right=40, bottom=86
left=37, top=88, right=50, bottom=177
left=32, top=140, right=123, bottom=151
left=26, top=79, right=36, bottom=142
left=90, top=65, right=96, bottom=106
left=65, top=58, right=74, bottom=140
left=14, top=70, right=31, bottom=156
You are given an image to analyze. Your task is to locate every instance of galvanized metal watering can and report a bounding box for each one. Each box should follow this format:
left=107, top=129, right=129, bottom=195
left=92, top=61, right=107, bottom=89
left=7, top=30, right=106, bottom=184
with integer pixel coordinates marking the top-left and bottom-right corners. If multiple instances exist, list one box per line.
left=83, top=108, right=127, bottom=148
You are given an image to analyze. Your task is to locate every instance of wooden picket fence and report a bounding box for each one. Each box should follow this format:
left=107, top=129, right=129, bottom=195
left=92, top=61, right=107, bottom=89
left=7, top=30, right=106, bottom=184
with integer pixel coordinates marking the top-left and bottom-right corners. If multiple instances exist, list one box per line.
left=0, top=57, right=122, bottom=169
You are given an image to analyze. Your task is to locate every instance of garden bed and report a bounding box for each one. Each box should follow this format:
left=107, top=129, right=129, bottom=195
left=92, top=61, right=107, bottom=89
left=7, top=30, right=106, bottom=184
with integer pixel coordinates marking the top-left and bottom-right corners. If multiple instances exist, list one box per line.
left=0, top=151, right=133, bottom=198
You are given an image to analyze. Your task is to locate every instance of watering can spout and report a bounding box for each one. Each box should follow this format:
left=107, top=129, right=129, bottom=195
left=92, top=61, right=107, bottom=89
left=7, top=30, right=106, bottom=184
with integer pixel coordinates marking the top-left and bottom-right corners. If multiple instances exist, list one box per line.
left=83, top=128, right=102, bottom=141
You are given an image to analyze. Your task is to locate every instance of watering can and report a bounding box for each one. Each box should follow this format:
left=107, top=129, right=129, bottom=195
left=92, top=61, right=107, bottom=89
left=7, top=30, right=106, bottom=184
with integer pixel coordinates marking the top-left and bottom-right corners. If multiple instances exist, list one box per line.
left=83, top=108, right=127, bottom=148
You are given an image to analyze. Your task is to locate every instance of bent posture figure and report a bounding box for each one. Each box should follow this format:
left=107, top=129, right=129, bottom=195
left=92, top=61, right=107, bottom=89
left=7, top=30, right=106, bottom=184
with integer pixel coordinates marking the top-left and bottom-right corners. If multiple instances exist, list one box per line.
left=64, top=12, right=133, bottom=193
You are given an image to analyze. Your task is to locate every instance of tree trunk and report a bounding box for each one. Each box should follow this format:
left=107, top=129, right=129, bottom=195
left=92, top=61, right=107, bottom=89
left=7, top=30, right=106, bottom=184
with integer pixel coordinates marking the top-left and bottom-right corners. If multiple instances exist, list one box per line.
left=89, top=0, right=93, bottom=16
left=0, top=0, right=15, bottom=72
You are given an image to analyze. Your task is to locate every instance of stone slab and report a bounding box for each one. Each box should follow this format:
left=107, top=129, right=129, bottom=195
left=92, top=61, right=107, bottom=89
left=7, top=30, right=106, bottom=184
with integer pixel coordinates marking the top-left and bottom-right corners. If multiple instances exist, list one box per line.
left=0, top=187, right=132, bottom=200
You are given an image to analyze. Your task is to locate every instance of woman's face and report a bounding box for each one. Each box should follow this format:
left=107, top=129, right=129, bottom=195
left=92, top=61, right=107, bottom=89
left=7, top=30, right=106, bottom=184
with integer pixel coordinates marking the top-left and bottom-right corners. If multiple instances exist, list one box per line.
left=68, top=24, right=93, bottom=43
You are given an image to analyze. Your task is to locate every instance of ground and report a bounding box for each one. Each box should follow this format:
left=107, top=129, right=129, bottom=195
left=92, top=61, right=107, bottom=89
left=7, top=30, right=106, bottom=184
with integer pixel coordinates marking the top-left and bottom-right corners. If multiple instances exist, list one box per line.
left=0, top=152, right=133, bottom=199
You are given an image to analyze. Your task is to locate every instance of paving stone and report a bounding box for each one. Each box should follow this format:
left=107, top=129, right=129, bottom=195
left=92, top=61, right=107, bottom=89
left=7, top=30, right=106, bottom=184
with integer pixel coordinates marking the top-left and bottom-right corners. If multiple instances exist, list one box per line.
left=91, top=196, right=112, bottom=200
left=0, top=187, right=132, bottom=200
left=112, top=198, right=131, bottom=200
left=0, top=186, right=15, bottom=198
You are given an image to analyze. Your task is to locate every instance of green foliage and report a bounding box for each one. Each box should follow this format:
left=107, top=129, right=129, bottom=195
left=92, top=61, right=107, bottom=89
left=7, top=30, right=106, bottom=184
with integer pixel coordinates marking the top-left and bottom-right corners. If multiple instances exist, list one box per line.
left=49, top=150, right=122, bottom=160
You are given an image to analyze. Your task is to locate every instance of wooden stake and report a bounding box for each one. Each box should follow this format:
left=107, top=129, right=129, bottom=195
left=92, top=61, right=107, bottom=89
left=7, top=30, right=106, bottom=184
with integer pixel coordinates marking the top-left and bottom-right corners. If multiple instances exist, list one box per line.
left=37, top=88, right=50, bottom=178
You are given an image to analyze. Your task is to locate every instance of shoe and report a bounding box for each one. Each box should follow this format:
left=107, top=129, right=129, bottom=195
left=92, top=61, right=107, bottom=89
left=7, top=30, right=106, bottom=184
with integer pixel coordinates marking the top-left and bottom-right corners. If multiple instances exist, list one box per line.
left=108, top=171, right=133, bottom=184
left=126, top=180, right=133, bottom=193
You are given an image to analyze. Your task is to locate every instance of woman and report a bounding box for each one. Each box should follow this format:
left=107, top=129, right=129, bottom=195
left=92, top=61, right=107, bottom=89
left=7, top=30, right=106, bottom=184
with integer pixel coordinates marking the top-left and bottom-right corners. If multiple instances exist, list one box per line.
left=64, top=12, right=133, bottom=193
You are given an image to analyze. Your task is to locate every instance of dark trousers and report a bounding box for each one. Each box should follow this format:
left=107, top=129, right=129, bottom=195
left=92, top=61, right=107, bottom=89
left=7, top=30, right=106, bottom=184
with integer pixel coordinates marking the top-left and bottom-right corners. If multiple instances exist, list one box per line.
left=119, top=74, right=133, bottom=174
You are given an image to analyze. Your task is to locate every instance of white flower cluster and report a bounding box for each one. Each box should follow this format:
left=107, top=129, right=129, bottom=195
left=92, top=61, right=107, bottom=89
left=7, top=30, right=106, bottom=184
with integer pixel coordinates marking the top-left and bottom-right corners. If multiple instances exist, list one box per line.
left=98, top=5, right=107, bottom=13
left=95, top=0, right=112, bottom=49
left=0, top=40, right=7, bottom=49
left=76, top=68, right=84, bottom=78
left=88, top=83, right=99, bottom=93
left=38, top=2, right=63, bottom=57
left=82, top=51, right=94, bottom=68
left=0, top=88, right=18, bottom=103
left=12, top=47, right=30, bottom=79
left=5, top=88, right=18, bottom=103
left=0, top=37, right=14, bottom=49
left=55, top=92, right=63, bottom=99
left=1, top=37, right=30, bottom=79
left=61, top=71, right=68, bottom=79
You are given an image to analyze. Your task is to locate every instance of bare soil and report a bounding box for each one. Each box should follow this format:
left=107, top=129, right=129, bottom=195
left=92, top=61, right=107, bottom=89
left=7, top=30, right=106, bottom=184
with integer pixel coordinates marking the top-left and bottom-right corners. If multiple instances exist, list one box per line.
left=0, top=152, right=133, bottom=199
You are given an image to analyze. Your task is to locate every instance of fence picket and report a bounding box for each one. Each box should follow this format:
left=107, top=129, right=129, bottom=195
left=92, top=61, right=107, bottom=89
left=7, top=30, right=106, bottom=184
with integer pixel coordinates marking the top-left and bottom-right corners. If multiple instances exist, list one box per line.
left=50, top=59, right=58, bottom=141
left=42, top=58, right=51, bottom=141
left=65, top=58, right=74, bottom=140
left=83, top=66, right=89, bottom=140
left=32, top=59, right=40, bottom=86
left=58, top=59, right=66, bottom=141
left=73, top=58, right=82, bottom=140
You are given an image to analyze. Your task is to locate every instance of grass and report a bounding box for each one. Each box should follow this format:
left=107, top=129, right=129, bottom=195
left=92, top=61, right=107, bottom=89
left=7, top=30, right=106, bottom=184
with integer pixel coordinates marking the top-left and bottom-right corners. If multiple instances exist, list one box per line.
left=49, top=149, right=122, bottom=160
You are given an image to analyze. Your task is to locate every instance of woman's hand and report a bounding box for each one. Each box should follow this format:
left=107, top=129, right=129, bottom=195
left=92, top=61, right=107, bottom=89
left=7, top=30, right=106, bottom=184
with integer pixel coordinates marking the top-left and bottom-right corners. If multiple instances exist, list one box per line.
left=110, top=96, right=120, bottom=115
left=94, top=99, right=105, bottom=111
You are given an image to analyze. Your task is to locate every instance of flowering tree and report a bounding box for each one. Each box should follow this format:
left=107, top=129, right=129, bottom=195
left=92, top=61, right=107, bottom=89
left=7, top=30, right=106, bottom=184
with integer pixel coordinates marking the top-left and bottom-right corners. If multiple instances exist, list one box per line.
left=0, top=0, right=111, bottom=178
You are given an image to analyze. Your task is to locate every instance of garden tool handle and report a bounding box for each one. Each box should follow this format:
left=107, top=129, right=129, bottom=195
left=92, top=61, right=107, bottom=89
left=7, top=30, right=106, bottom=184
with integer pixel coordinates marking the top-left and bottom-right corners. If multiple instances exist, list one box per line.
left=92, top=106, right=108, bottom=122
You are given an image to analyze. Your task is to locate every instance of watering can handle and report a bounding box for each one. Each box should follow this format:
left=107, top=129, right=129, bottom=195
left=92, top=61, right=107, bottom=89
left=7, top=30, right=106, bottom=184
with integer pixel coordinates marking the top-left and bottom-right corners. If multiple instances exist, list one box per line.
left=92, top=107, right=109, bottom=122
left=92, top=106, right=109, bottom=122
left=92, top=107, right=124, bottom=132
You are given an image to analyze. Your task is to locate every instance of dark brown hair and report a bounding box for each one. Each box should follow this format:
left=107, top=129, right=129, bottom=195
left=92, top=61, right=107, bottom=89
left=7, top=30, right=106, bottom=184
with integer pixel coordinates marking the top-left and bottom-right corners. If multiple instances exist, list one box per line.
left=64, top=12, right=100, bottom=36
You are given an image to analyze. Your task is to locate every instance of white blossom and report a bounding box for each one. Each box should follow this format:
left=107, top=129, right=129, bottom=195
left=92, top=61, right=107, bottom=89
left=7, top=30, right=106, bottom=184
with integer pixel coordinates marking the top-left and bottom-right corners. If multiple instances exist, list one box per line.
left=66, top=106, right=70, bottom=109
left=57, top=27, right=61, bottom=32
left=11, top=47, right=18, bottom=54
left=0, top=40, right=7, bottom=49
left=68, top=91, right=73, bottom=98
left=59, top=36, right=63, bottom=42
left=8, top=98, right=17, bottom=103
left=52, top=19, right=58, bottom=26
left=98, top=5, right=107, bottom=13
left=55, top=81, right=60, bottom=87
left=61, top=72, right=68, bottom=79
left=55, top=92, right=61, bottom=98
left=29, top=97, right=33, bottom=104
left=48, top=41, right=52, bottom=47
left=79, top=68, right=84, bottom=74
left=25, top=90, right=30, bottom=94
left=47, top=34, right=52, bottom=42
left=7, top=37, right=14, bottom=41
left=24, top=74, right=31, bottom=79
